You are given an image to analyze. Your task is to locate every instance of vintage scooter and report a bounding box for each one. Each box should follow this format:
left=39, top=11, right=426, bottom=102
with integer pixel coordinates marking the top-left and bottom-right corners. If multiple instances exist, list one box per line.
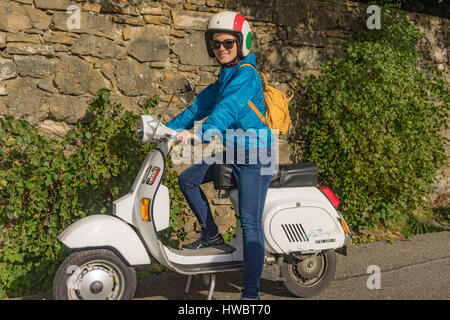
left=52, top=79, right=350, bottom=300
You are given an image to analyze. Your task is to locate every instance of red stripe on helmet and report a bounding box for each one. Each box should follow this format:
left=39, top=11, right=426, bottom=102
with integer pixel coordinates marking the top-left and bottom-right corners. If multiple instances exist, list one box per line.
left=233, top=14, right=245, bottom=31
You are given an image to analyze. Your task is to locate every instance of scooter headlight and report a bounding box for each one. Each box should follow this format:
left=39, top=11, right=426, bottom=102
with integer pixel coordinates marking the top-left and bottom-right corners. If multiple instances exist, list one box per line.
left=137, top=115, right=177, bottom=143
left=137, top=115, right=159, bottom=143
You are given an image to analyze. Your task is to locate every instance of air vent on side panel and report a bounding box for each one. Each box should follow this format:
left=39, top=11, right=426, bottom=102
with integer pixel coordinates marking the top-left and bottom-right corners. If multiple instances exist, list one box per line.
left=281, top=224, right=309, bottom=242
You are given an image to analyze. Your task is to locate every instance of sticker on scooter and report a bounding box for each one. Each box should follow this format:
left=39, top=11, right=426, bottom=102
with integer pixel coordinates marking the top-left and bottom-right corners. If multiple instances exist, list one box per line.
left=315, top=238, right=336, bottom=244
left=142, top=165, right=152, bottom=184
left=143, top=166, right=160, bottom=185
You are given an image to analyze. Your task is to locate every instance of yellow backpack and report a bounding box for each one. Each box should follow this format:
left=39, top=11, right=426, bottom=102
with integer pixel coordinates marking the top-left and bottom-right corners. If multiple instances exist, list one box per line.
left=239, top=64, right=294, bottom=135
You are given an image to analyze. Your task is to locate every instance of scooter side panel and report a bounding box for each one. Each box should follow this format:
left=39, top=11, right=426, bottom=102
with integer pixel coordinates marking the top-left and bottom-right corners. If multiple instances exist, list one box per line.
left=132, top=148, right=173, bottom=270
left=153, top=184, right=170, bottom=231
left=113, top=192, right=134, bottom=225
left=262, top=187, right=345, bottom=254
left=113, top=151, right=159, bottom=225
left=58, top=214, right=151, bottom=265
left=270, top=206, right=344, bottom=253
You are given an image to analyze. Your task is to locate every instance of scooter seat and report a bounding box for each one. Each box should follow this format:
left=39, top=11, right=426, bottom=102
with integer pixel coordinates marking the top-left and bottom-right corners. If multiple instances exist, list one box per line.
left=268, top=163, right=318, bottom=188
left=213, top=163, right=317, bottom=190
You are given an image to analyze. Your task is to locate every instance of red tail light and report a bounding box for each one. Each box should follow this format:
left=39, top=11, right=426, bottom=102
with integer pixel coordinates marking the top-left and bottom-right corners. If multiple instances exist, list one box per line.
left=318, top=186, right=340, bottom=209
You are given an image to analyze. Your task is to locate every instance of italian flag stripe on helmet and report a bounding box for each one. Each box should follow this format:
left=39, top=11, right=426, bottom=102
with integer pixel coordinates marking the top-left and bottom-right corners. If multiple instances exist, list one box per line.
left=233, top=13, right=246, bottom=31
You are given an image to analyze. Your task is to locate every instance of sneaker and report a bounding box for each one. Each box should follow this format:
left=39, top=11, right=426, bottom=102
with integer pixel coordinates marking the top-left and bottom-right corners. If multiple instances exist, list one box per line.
left=240, top=289, right=260, bottom=300
left=182, top=233, right=224, bottom=250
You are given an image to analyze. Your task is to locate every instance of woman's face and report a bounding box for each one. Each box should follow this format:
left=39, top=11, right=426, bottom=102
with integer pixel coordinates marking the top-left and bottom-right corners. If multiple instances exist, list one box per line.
left=211, top=33, right=238, bottom=65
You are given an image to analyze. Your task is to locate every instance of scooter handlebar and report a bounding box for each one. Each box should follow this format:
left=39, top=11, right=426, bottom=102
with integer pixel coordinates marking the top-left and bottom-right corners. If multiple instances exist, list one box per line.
left=138, top=115, right=199, bottom=146
left=138, top=115, right=179, bottom=143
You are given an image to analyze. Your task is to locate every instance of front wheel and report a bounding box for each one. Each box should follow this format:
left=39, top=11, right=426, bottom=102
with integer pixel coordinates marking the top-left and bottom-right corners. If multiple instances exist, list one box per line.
left=52, top=249, right=137, bottom=300
left=280, top=250, right=336, bottom=298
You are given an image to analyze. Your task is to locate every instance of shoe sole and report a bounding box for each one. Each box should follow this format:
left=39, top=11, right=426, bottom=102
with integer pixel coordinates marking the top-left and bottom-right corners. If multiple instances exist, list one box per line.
left=182, top=242, right=225, bottom=250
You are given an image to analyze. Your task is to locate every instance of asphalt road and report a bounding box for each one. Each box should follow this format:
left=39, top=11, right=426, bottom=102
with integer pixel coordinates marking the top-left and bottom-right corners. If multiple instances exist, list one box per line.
left=14, top=231, right=450, bottom=300
left=133, top=231, right=450, bottom=300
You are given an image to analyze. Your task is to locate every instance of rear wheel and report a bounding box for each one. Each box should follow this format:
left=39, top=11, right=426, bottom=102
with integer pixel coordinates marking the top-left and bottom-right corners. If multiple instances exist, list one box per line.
left=53, top=249, right=137, bottom=300
left=280, top=250, right=336, bottom=298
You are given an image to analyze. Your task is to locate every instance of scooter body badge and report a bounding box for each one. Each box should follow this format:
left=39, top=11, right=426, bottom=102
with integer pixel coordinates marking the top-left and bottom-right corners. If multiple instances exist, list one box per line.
left=142, top=165, right=152, bottom=184
left=144, top=166, right=160, bottom=185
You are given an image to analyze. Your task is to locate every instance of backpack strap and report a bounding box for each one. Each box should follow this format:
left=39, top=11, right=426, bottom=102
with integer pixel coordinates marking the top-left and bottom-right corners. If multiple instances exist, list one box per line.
left=248, top=100, right=268, bottom=126
left=237, top=64, right=269, bottom=126
left=240, top=63, right=294, bottom=101
left=286, top=88, right=294, bottom=102
left=239, top=63, right=268, bottom=90
left=239, top=63, right=269, bottom=126
left=238, top=63, right=257, bottom=71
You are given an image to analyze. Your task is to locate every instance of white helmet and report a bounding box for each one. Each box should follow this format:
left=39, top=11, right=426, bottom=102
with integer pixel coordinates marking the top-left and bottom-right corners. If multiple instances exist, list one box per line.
left=205, top=11, right=252, bottom=59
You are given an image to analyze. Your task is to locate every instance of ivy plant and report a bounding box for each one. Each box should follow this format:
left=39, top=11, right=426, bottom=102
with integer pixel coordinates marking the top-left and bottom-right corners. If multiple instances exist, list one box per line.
left=0, top=89, right=187, bottom=298
left=289, top=9, right=449, bottom=233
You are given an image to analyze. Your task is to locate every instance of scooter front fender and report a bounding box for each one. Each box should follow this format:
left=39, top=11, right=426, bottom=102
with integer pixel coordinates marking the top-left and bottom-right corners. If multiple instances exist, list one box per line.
left=58, top=214, right=151, bottom=266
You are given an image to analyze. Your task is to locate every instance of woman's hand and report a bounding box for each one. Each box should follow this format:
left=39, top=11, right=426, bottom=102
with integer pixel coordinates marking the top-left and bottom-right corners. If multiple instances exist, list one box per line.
left=177, top=130, right=201, bottom=145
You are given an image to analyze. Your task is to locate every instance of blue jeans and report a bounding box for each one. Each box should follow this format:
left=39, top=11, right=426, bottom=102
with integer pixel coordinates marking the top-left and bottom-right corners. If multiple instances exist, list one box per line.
left=178, top=149, right=274, bottom=299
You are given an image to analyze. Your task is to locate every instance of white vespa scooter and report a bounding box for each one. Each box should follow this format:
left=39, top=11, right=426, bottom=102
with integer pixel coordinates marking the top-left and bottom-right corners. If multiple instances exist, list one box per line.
left=52, top=80, right=351, bottom=300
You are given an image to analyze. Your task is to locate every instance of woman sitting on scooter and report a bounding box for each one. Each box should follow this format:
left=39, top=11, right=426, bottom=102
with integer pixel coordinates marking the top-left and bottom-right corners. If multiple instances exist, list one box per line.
left=166, top=11, right=274, bottom=300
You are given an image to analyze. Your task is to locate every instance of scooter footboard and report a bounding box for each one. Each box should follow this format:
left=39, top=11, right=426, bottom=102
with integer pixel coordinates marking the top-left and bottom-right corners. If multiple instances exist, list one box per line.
left=58, top=214, right=151, bottom=266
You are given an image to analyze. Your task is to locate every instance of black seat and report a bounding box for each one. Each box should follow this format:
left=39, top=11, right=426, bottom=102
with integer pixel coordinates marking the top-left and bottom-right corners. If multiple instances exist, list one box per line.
left=213, top=163, right=317, bottom=191
left=268, top=163, right=318, bottom=188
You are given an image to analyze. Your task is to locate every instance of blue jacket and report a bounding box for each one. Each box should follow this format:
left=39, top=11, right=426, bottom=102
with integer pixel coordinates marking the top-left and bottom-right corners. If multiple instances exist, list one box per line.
left=166, top=53, right=272, bottom=151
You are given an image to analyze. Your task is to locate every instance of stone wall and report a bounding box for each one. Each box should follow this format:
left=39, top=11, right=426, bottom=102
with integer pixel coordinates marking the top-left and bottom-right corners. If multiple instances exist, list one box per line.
left=0, top=0, right=448, bottom=242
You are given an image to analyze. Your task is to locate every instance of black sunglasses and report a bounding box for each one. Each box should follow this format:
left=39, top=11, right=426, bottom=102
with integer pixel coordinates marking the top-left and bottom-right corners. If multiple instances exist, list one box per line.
left=210, top=39, right=237, bottom=50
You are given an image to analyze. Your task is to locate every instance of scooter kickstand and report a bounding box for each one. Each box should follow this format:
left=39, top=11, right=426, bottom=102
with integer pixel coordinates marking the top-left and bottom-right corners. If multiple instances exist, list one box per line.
left=206, top=274, right=216, bottom=300
left=183, top=275, right=193, bottom=300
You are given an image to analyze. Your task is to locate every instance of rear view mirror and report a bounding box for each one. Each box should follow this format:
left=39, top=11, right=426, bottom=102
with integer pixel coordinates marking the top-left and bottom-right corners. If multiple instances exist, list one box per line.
left=178, top=78, right=194, bottom=106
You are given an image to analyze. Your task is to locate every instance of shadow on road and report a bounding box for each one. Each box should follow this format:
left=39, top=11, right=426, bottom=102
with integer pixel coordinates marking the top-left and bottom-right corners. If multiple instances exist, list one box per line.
left=134, top=270, right=293, bottom=300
